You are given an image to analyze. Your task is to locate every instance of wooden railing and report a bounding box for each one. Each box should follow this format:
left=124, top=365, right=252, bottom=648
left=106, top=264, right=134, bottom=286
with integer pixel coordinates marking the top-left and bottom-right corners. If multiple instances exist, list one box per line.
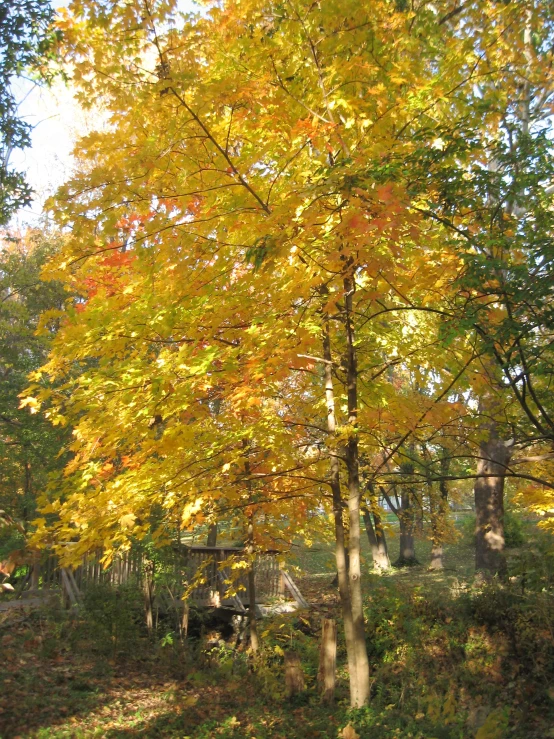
left=16, top=545, right=308, bottom=612
left=181, top=546, right=287, bottom=608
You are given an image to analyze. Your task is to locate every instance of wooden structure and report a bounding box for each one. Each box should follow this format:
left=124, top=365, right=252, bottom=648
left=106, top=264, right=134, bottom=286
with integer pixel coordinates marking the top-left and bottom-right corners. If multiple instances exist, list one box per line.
left=15, top=545, right=308, bottom=614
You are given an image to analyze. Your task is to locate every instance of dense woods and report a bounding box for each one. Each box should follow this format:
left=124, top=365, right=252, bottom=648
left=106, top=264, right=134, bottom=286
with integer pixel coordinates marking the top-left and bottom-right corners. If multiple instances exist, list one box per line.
left=2, top=0, right=554, bottom=737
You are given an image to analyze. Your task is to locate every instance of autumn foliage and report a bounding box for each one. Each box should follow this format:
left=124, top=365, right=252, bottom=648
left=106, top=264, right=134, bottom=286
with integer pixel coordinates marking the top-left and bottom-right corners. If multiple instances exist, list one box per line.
left=14, top=0, right=554, bottom=709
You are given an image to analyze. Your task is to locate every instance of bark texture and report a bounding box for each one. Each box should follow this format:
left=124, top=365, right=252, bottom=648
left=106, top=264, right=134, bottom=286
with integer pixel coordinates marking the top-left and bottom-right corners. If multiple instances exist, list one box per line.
left=474, top=431, right=512, bottom=577
left=343, top=275, right=371, bottom=706
left=429, top=457, right=449, bottom=570
left=247, top=516, right=259, bottom=653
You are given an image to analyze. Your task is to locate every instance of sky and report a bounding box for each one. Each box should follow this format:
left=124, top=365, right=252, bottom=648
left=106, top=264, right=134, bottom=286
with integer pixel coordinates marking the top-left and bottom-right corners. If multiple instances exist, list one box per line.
left=9, top=0, right=199, bottom=230
left=9, top=77, right=90, bottom=228
left=8, top=1, right=76, bottom=228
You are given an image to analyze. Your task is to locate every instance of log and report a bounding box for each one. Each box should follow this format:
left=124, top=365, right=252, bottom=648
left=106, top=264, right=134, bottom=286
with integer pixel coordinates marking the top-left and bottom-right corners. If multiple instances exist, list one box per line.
left=318, top=618, right=337, bottom=703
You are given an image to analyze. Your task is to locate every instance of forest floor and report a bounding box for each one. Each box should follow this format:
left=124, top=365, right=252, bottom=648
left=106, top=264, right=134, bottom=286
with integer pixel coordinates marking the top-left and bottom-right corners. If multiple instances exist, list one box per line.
left=1, top=518, right=553, bottom=738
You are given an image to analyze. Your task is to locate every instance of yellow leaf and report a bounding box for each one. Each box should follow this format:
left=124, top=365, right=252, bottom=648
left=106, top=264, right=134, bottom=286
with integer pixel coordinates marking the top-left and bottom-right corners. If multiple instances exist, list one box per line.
left=119, top=513, right=136, bottom=529
left=340, top=724, right=360, bottom=739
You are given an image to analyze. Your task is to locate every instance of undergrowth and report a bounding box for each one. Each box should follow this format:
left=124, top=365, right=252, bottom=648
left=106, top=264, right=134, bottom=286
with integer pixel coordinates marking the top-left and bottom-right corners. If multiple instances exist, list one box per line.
left=1, top=518, right=554, bottom=738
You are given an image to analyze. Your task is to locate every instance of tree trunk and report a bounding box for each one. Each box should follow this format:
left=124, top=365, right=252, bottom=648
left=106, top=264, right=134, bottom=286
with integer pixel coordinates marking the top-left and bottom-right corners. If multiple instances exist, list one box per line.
left=318, top=618, right=337, bottom=704
left=331, top=547, right=349, bottom=587
left=23, top=460, right=32, bottom=533
left=343, top=273, right=371, bottom=707
left=143, top=563, right=154, bottom=633
left=474, top=429, right=512, bottom=578
left=395, top=488, right=418, bottom=567
left=30, top=551, right=40, bottom=591
left=323, top=321, right=362, bottom=708
left=181, top=601, right=189, bottom=639
left=206, top=522, right=218, bottom=547
left=362, top=507, right=390, bottom=570
left=397, top=511, right=417, bottom=565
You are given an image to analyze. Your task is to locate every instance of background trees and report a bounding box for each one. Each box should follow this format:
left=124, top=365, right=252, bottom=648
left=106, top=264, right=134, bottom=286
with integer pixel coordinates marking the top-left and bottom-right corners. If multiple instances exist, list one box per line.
left=0, top=229, right=67, bottom=556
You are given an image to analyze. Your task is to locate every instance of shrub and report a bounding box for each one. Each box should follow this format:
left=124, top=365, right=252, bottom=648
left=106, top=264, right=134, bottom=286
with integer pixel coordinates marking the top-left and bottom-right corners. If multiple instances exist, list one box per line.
left=460, top=507, right=525, bottom=548
left=503, top=508, right=526, bottom=548
left=77, top=582, right=145, bottom=656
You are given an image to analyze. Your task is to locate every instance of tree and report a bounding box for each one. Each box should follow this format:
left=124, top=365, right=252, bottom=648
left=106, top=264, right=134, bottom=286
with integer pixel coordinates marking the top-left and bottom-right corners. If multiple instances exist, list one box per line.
left=0, top=0, right=58, bottom=224
left=25, top=0, right=554, bottom=706
left=0, top=228, right=68, bottom=555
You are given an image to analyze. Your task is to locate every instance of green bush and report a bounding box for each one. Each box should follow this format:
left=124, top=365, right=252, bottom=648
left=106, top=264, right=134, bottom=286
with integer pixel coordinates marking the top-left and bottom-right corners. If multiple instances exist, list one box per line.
left=460, top=507, right=526, bottom=548
left=360, top=576, right=554, bottom=738
left=505, top=507, right=526, bottom=547
left=76, top=582, right=145, bottom=656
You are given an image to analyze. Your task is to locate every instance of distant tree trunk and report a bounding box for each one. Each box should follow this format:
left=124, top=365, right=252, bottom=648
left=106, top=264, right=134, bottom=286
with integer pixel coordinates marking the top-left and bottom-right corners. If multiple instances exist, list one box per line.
left=29, top=551, right=40, bottom=591
left=362, top=506, right=390, bottom=570
left=372, top=508, right=390, bottom=568
left=318, top=618, right=337, bottom=704
left=474, top=426, right=512, bottom=578
left=379, top=484, right=417, bottom=567
left=429, top=456, right=450, bottom=570
left=206, top=522, right=218, bottom=547
left=397, top=510, right=417, bottom=565
left=23, top=460, right=32, bottom=533
left=395, top=485, right=418, bottom=567
left=415, top=497, right=424, bottom=536
left=430, top=538, right=444, bottom=569
left=181, top=601, right=189, bottom=639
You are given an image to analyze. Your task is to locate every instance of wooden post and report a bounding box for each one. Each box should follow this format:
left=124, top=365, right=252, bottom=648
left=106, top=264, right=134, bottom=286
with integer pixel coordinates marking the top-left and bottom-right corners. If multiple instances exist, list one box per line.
left=247, top=515, right=259, bottom=654
left=181, top=600, right=190, bottom=640
left=143, top=561, right=154, bottom=633
left=318, top=618, right=337, bottom=703
left=285, top=651, right=305, bottom=698
left=30, top=551, right=40, bottom=591
left=61, top=568, right=79, bottom=607
left=279, top=569, right=309, bottom=608
left=248, top=559, right=259, bottom=653
left=278, top=569, right=286, bottom=598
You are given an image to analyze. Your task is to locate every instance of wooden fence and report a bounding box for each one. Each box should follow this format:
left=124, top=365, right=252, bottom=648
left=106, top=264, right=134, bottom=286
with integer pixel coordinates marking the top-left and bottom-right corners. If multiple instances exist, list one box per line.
left=18, top=545, right=308, bottom=612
